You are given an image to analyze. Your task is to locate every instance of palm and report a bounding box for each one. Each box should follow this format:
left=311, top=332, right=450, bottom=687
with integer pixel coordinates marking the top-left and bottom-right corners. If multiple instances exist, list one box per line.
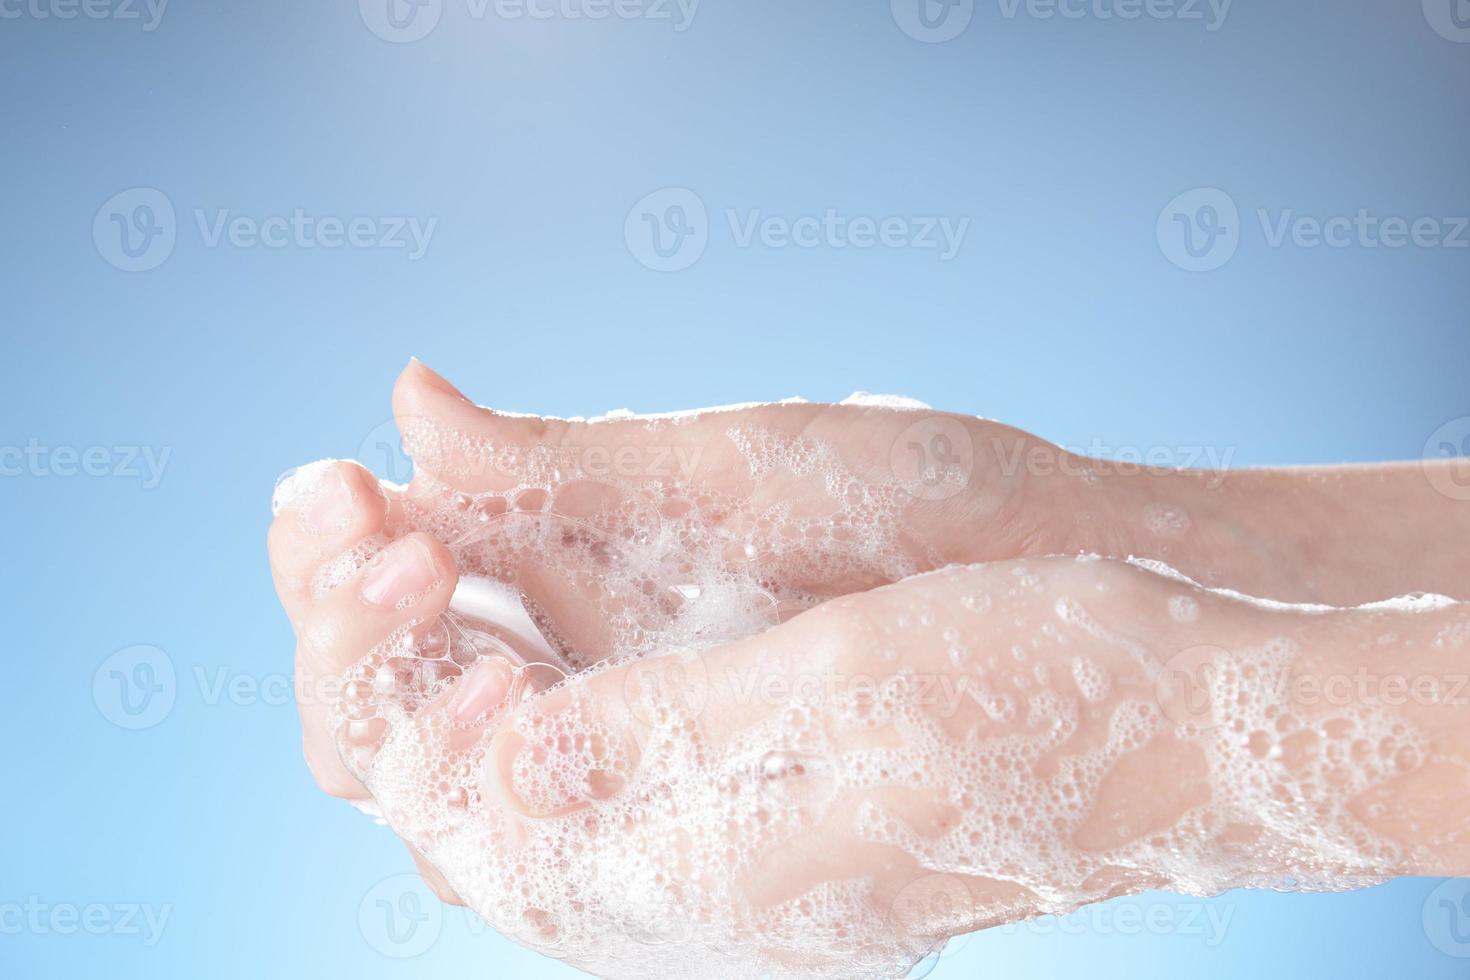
left=386, top=363, right=1058, bottom=668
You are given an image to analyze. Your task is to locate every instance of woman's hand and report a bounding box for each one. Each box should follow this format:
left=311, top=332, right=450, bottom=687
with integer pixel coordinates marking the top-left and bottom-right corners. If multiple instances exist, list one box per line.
left=463, top=555, right=1470, bottom=973
left=389, top=359, right=1470, bottom=615
left=268, top=454, right=1470, bottom=976
left=266, top=361, right=1470, bottom=975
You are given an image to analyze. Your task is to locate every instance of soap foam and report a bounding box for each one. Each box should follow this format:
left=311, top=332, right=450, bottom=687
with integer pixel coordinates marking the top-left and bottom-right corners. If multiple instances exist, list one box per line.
left=321, top=418, right=1441, bottom=978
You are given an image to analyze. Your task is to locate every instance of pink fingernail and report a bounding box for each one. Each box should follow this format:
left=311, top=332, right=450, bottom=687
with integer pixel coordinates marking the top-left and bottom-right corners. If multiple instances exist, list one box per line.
left=452, top=658, right=516, bottom=725
left=304, top=469, right=354, bottom=535
left=361, top=539, right=439, bottom=608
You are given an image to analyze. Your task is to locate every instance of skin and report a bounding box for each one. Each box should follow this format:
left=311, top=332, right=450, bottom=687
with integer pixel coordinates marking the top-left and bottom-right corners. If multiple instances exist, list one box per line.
left=267, top=360, right=1470, bottom=941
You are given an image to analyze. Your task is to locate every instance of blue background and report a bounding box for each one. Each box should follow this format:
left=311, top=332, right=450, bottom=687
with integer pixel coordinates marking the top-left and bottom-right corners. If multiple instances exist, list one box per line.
left=3, top=0, right=1469, bottom=976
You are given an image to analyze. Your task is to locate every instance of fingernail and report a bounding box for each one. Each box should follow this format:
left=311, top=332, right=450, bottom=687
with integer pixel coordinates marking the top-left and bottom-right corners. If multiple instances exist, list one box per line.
left=305, top=470, right=355, bottom=535
left=407, top=357, right=471, bottom=403
left=452, top=657, right=516, bottom=725
left=361, top=538, right=440, bottom=608
left=484, top=698, right=636, bottom=818
left=273, top=462, right=354, bottom=535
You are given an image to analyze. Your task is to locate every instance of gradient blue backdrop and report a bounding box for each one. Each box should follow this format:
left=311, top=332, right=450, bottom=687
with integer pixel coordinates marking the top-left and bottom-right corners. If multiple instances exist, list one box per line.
left=4, top=0, right=1469, bottom=976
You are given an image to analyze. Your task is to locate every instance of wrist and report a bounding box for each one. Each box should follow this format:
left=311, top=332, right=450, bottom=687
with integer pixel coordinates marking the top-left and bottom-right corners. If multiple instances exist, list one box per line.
left=1090, top=460, right=1470, bottom=605
left=1079, top=459, right=1334, bottom=602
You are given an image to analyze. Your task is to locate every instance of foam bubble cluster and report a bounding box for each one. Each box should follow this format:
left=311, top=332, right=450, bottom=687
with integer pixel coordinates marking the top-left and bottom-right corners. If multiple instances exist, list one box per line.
left=315, top=416, right=1444, bottom=978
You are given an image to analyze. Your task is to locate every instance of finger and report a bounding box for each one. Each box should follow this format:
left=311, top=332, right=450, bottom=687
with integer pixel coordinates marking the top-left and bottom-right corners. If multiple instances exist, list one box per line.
left=391, top=360, right=791, bottom=663
left=391, top=357, right=825, bottom=496
left=390, top=361, right=1010, bottom=604
left=391, top=358, right=571, bottom=495
left=297, top=532, right=458, bottom=798
left=409, top=845, right=464, bottom=906
left=268, top=459, right=391, bottom=626
left=478, top=598, right=866, bottom=819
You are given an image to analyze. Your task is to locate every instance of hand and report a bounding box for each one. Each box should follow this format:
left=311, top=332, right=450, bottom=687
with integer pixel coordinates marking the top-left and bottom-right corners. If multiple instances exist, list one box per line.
left=273, top=538, right=1470, bottom=976
left=266, top=360, right=1077, bottom=853
left=465, top=556, right=1470, bottom=974
left=389, top=359, right=1470, bottom=618
left=267, top=362, right=1470, bottom=975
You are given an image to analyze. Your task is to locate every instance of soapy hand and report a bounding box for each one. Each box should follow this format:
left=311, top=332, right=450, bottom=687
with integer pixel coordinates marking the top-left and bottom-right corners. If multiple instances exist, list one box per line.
left=267, top=361, right=1078, bottom=903
left=266, top=362, right=1470, bottom=976
left=268, top=362, right=1086, bottom=808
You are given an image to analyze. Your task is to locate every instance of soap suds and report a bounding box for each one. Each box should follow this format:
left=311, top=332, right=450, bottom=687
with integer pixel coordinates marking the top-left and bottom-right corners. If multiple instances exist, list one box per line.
left=314, top=419, right=1445, bottom=979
